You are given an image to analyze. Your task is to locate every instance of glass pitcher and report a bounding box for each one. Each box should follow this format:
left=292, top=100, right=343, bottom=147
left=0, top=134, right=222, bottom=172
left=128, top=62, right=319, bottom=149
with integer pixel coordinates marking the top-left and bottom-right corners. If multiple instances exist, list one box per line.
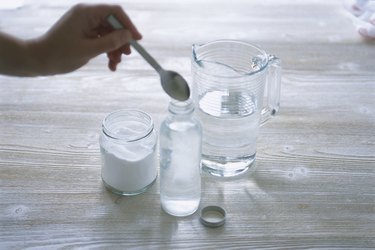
left=191, top=40, right=281, bottom=177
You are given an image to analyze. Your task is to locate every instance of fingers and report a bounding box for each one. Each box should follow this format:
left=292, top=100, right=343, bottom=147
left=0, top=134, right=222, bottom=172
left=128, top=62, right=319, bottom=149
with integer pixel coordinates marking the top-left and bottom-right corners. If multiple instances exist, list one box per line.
left=72, top=4, right=141, bottom=71
left=106, top=45, right=132, bottom=71
left=106, top=44, right=131, bottom=71
left=344, top=0, right=375, bottom=39
left=122, top=44, right=131, bottom=55
left=358, top=24, right=375, bottom=38
left=91, top=29, right=132, bottom=56
left=108, top=51, right=121, bottom=71
left=84, top=4, right=142, bottom=40
left=344, top=0, right=369, bottom=16
left=110, top=5, right=142, bottom=40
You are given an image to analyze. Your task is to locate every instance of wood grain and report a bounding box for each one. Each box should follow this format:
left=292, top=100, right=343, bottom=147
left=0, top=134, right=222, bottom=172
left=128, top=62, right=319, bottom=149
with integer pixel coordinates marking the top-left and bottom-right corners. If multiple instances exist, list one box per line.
left=1, top=0, right=374, bottom=249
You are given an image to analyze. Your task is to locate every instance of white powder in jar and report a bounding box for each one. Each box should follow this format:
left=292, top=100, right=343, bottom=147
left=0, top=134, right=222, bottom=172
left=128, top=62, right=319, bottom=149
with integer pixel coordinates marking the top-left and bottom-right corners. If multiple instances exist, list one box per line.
left=101, top=143, right=157, bottom=194
left=100, top=114, right=158, bottom=195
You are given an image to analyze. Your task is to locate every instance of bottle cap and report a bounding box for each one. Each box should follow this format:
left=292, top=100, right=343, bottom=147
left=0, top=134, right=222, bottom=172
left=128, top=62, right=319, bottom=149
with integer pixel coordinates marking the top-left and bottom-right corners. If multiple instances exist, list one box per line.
left=199, top=206, right=226, bottom=228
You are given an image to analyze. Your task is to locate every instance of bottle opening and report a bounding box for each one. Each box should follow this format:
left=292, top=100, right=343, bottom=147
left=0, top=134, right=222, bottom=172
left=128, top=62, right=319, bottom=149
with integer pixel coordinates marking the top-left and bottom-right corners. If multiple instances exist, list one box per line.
left=168, top=99, right=195, bottom=115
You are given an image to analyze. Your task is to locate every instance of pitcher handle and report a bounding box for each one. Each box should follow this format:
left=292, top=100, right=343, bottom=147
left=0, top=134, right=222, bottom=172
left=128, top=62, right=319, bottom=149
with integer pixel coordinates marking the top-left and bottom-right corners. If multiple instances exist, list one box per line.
left=260, top=54, right=281, bottom=125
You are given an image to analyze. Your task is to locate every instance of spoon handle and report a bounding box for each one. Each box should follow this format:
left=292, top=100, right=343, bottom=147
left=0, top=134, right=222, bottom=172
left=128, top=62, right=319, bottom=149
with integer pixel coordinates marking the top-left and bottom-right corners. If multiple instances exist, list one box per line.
left=106, top=14, right=163, bottom=73
left=129, top=40, right=163, bottom=73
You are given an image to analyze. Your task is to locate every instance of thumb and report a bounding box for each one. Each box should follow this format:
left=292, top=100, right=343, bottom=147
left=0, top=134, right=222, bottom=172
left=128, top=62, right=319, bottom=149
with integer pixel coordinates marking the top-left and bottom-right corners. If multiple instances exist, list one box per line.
left=90, top=29, right=132, bottom=56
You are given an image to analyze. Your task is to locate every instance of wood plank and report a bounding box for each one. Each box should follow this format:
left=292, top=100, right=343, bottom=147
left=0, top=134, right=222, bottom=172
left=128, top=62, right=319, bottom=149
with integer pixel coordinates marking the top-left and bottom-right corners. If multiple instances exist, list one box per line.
left=1, top=0, right=374, bottom=248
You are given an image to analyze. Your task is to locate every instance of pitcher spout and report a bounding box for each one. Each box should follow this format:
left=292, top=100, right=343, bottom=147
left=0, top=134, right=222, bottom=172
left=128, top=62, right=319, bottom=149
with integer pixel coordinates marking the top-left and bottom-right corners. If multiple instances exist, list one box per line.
left=192, top=43, right=203, bottom=64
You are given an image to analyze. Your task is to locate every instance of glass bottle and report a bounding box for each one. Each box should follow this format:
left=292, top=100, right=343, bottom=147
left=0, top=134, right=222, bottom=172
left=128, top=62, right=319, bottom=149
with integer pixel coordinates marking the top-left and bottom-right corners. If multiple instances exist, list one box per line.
left=159, top=99, right=202, bottom=217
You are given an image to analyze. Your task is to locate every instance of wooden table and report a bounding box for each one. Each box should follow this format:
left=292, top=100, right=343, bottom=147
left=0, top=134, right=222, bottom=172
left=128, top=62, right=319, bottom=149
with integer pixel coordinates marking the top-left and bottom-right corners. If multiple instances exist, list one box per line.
left=1, top=0, right=374, bottom=248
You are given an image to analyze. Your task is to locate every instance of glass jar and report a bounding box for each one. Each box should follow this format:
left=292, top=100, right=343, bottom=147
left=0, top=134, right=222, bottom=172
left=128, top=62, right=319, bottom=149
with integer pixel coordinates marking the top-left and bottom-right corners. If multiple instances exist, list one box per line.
left=99, top=109, right=157, bottom=196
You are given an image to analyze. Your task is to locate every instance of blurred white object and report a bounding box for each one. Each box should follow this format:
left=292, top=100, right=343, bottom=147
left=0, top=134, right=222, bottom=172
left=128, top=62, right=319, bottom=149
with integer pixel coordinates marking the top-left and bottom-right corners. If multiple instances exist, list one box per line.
left=344, top=0, right=375, bottom=38
left=0, top=0, right=24, bottom=10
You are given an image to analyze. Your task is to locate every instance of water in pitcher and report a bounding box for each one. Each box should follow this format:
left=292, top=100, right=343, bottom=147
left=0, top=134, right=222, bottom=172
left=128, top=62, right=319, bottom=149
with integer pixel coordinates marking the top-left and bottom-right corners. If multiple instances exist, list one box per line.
left=197, top=90, right=261, bottom=176
left=193, top=54, right=264, bottom=176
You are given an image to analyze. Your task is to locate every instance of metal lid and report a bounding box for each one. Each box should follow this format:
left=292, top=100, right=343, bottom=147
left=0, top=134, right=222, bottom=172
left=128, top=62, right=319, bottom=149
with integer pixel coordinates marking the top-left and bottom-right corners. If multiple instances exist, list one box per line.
left=199, top=206, right=226, bottom=228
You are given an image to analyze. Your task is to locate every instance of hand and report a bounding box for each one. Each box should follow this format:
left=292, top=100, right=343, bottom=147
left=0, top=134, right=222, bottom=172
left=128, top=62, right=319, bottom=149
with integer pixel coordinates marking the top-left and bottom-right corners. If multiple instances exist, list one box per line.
left=29, top=4, right=142, bottom=75
left=344, top=0, right=375, bottom=39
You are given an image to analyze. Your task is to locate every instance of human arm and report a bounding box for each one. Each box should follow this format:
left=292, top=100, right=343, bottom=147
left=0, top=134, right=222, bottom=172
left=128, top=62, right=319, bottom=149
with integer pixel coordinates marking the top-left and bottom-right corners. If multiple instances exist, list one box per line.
left=0, top=4, right=142, bottom=76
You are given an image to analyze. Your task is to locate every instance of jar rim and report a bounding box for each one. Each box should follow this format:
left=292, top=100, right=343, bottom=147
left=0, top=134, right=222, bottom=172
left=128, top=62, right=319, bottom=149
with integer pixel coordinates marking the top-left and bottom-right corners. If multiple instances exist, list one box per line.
left=102, top=109, right=154, bottom=142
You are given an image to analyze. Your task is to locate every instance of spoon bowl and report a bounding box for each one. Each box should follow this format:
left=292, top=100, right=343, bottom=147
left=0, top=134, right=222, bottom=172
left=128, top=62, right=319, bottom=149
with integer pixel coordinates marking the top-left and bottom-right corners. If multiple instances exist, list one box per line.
left=107, top=14, right=190, bottom=101
left=160, top=70, right=190, bottom=101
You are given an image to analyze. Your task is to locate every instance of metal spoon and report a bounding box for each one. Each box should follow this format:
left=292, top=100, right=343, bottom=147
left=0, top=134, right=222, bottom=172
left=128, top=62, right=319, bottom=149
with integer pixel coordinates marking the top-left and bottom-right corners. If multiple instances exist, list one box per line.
left=106, top=14, right=190, bottom=101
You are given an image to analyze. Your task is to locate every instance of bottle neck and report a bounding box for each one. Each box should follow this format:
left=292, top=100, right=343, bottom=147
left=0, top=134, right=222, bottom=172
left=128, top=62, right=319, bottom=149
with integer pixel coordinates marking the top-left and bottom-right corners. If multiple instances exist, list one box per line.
left=168, top=99, right=194, bottom=116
